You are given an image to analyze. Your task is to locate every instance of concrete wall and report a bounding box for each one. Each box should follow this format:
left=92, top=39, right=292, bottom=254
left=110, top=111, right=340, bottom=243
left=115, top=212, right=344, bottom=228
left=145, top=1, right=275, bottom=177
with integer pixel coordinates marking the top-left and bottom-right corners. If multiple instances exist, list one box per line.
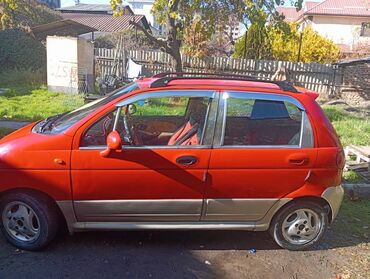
left=47, top=36, right=94, bottom=94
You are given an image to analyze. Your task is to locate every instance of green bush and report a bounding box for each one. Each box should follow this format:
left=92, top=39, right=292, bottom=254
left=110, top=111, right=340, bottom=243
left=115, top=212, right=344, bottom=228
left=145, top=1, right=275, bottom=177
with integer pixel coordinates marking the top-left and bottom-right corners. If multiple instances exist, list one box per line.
left=0, top=29, right=46, bottom=72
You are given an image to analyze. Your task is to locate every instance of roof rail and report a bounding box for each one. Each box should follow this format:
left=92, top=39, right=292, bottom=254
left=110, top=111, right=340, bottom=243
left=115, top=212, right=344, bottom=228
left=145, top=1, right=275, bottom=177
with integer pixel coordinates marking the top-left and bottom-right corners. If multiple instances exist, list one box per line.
left=152, top=72, right=257, bottom=80
left=150, top=74, right=299, bottom=93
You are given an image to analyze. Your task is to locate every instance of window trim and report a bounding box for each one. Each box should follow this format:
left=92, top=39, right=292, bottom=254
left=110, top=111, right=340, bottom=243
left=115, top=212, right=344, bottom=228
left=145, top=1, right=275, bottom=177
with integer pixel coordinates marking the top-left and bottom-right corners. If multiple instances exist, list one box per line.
left=80, top=90, right=217, bottom=150
left=115, top=90, right=215, bottom=107
left=216, top=91, right=311, bottom=149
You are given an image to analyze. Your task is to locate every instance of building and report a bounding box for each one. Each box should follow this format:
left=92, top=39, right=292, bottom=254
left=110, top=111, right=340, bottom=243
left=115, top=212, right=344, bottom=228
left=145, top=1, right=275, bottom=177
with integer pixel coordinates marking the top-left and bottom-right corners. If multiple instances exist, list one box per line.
left=126, top=0, right=165, bottom=33
left=277, top=0, right=370, bottom=53
left=39, top=0, right=61, bottom=9
left=61, top=13, right=149, bottom=38
left=58, top=3, right=134, bottom=15
left=57, top=4, right=150, bottom=39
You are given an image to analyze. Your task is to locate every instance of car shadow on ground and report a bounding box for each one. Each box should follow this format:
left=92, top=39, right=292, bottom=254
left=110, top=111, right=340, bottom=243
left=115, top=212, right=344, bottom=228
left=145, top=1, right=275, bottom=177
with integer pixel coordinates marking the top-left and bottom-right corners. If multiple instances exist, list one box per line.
left=0, top=227, right=368, bottom=278
left=50, top=227, right=367, bottom=252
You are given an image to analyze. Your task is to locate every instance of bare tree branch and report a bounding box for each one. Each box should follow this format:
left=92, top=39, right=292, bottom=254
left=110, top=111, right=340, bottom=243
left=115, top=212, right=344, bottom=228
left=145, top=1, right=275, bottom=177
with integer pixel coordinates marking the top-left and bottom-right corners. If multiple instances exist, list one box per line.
left=129, top=20, right=169, bottom=51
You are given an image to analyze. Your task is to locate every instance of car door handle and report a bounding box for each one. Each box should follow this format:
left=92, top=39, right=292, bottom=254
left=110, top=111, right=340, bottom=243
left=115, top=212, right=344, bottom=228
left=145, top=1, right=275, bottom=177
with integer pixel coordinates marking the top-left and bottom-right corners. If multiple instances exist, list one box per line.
left=288, top=156, right=309, bottom=166
left=176, top=156, right=198, bottom=166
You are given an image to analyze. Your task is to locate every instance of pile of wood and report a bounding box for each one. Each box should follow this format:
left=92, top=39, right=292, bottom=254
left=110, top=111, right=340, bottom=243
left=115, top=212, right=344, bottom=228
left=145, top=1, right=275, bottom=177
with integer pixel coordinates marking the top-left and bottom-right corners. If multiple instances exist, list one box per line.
left=344, top=145, right=370, bottom=181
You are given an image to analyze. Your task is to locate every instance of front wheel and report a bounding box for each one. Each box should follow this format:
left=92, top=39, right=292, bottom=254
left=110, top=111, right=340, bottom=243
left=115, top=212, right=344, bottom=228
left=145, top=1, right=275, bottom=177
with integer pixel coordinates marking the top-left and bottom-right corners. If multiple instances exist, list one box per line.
left=0, top=192, right=59, bottom=251
left=269, top=201, right=328, bottom=251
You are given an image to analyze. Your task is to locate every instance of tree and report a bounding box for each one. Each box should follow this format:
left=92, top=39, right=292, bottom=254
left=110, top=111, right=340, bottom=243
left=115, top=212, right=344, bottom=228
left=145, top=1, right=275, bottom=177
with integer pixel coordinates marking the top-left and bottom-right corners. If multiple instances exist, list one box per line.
left=110, top=0, right=304, bottom=71
left=270, top=24, right=340, bottom=63
left=234, top=22, right=340, bottom=63
left=94, top=29, right=157, bottom=50
left=0, top=0, right=60, bottom=30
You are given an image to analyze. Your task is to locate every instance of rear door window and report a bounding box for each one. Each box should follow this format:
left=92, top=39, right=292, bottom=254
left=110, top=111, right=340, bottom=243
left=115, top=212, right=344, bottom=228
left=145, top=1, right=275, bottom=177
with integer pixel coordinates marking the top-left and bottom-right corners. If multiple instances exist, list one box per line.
left=221, top=92, right=313, bottom=147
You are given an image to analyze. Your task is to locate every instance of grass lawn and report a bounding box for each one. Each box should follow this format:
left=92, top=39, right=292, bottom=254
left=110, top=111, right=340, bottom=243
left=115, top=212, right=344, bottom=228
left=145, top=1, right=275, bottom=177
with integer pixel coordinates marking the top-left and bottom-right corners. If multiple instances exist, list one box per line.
left=332, top=197, right=370, bottom=241
left=322, top=105, right=370, bottom=147
left=0, top=85, right=84, bottom=121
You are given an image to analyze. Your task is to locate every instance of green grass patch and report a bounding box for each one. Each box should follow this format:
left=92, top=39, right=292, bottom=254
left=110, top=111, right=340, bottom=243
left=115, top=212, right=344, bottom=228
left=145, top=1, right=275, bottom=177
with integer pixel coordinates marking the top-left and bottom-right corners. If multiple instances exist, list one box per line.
left=0, top=86, right=84, bottom=121
left=0, top=69, right=46, bottom=88
left=322, top=106, right=370, bottom=147
left=343, top=170, right=363, bottom=183
left=332, top=197, right=370, bottom=241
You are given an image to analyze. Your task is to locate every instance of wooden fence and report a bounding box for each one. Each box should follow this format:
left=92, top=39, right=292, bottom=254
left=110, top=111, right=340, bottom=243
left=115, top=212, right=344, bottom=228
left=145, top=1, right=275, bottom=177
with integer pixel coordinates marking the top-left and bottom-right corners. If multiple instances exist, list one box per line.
left=95, top=48, right=339, bottom=95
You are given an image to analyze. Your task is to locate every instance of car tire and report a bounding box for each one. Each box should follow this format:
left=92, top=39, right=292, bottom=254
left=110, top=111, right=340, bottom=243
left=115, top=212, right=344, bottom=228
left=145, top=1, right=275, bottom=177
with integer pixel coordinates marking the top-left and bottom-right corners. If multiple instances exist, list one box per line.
left=269, top=201, right=328, bottom=251
left=0, top=192, right=59, bottom=251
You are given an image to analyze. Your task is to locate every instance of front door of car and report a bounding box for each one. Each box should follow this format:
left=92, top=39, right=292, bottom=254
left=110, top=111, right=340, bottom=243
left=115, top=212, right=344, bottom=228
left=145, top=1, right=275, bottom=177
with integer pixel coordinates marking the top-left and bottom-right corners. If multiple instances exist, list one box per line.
left=204, top=91, right=318, bottom=221
left=71, top=90, right=217, bottom=222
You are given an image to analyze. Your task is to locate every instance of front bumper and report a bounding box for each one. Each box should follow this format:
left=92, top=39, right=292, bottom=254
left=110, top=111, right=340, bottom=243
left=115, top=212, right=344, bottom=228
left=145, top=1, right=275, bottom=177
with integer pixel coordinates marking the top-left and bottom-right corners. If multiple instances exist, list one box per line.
left=321, top=185, right=344, bottom=222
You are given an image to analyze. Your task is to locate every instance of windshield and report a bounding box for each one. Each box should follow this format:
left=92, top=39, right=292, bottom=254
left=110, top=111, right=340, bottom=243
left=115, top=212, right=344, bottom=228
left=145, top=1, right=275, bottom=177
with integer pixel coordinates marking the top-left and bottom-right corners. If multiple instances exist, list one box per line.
left=36, top=82, right=139, bottom=134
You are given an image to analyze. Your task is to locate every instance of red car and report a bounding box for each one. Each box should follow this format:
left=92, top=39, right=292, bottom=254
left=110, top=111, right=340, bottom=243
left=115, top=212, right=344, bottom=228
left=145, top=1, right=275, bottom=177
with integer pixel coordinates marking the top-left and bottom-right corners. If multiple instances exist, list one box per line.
left=0, top=73, right=344, bottom=251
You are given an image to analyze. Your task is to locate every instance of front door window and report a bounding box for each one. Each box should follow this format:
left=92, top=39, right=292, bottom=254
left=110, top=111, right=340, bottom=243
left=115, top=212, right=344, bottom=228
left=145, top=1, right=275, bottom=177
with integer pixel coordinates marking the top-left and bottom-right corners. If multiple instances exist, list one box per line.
left=81, top=94, right=212, bottom=148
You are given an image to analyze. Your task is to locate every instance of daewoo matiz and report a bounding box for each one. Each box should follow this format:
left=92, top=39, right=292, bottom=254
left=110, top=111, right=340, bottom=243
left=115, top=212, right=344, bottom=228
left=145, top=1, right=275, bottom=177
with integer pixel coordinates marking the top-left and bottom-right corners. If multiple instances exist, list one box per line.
left=0, top=73, right=344, bottom=251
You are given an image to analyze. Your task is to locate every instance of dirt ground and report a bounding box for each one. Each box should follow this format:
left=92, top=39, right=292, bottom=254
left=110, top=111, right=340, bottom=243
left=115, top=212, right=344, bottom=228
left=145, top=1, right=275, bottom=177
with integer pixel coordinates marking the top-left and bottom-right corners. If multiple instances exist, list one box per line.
left=0, top=199, right=369, bottom=279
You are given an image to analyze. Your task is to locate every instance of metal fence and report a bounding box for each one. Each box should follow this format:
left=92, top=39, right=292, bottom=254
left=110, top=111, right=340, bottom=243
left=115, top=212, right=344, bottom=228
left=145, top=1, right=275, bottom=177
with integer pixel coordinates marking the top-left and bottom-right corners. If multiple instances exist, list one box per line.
left=95, top=48, right=339, bottom=95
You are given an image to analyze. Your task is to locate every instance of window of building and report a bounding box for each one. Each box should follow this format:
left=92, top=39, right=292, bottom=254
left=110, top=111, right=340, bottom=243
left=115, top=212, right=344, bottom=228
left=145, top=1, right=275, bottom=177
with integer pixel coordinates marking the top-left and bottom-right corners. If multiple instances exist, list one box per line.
left=132, top=2, right=144, bottom=9
left=360, top=22, right=370, bottom=37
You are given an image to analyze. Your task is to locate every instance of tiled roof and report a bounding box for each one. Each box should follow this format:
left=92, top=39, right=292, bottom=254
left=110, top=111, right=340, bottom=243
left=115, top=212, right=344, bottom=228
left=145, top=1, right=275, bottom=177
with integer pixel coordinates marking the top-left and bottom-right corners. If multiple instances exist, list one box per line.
left=276, top=7, right=301, bottom=22
left=58, top=3, right=133, bottom=15
left=277, top=0, right=370, bottom=22
left=61, top=13, right=148, bottom=32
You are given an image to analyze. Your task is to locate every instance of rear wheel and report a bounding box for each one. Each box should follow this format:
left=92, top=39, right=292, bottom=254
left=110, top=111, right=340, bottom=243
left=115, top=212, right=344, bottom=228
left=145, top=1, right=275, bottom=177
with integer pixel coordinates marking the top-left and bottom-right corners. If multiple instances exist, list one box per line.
left=0, top=192, right=59, bottom=251
left=269, top=201, right=328, bottom=251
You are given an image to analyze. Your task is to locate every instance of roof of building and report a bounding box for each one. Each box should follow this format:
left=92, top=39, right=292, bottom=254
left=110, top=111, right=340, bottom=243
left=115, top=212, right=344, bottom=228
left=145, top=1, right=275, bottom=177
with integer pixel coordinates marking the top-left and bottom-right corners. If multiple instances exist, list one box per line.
left=31, top=19, right=97, bottom=40
left=57, top=3, right=133, bottom=15
left=61, top=13, right=149, bottom=32
left=277, top=0, right=370, bottom=22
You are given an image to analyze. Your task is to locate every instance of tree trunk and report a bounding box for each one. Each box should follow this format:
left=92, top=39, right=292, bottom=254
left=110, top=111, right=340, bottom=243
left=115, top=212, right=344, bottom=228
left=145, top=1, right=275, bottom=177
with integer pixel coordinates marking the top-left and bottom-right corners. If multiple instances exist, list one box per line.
left=172, top=49, right=183, bottom=73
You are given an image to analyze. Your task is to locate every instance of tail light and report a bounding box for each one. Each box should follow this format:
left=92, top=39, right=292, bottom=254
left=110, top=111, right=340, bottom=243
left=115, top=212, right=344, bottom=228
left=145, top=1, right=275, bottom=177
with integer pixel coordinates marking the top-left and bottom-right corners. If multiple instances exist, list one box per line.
left=336, top=149, right=345, bottom=169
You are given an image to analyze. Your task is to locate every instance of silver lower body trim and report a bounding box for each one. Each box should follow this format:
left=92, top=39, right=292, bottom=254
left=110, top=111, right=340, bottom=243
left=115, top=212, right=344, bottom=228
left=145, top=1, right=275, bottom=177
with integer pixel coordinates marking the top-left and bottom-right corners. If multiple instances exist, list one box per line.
left=71, top=221, right=256, bottom=231
left=321, top=185, right=344, bottom=222
left=74, top=199, right=203, bottom=222
left=57, top=198, right=293, bottom=233
left=203, top=198, right=279, bottom=221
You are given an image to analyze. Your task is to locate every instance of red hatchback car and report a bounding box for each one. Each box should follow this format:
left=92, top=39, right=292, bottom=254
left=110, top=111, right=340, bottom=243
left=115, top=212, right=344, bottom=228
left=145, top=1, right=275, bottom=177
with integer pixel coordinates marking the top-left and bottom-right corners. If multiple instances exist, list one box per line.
left=0, top=73, right=344, bottom=251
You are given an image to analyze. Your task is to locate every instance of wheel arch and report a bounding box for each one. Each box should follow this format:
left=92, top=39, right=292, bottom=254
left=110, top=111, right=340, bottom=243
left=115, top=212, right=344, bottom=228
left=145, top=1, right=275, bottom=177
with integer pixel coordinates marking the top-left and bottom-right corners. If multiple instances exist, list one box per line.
left=272, top=196, right=332, bottom=225
left=0, top=187, right=68, bottom=231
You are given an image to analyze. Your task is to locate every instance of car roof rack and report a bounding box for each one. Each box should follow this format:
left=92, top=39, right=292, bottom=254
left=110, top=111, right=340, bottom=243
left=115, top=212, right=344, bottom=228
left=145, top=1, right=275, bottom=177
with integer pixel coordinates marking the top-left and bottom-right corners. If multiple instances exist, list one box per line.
left=152, top=72, right=257, bottom=80
left=150, top=72, right=299, bottom=93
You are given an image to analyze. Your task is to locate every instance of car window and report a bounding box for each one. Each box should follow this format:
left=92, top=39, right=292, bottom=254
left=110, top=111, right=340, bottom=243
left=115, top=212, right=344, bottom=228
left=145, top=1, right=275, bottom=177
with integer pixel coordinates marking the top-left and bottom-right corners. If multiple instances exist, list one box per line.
left=223, top=95, right=311, bottom=147
left=42, top=82, right=139, bottom=135
left=81, top=95, right=212, bottom=147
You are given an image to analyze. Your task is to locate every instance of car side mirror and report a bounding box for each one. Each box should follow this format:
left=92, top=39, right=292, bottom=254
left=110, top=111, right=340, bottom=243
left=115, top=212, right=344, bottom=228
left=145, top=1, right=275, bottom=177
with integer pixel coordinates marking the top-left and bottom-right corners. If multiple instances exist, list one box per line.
left=100, top=131, right=122, bottom=157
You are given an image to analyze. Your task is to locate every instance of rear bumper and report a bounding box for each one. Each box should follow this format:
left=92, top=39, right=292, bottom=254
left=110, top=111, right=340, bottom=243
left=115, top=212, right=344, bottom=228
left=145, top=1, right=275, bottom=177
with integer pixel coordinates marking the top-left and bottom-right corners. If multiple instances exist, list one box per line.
left=321, top=185, right=344, bottom=222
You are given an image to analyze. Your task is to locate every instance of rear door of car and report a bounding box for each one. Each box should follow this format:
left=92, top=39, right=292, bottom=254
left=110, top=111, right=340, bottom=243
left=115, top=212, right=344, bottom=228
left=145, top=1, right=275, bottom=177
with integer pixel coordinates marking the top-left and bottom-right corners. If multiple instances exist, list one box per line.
left=203, top=91, right=317, bottom=221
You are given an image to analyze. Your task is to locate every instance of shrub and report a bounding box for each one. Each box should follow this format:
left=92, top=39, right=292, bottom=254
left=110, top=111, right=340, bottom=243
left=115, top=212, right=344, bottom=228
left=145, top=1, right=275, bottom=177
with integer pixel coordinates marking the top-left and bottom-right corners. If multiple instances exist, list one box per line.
left=0, top=29, right=46, bottom=72
left=0, top=68, right=46, bottom=87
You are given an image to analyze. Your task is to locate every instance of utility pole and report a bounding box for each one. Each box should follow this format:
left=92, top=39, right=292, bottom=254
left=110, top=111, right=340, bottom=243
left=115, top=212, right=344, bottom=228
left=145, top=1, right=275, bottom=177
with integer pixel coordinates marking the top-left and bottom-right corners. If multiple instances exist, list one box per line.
left=297, top=31, right=303, bottom=62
